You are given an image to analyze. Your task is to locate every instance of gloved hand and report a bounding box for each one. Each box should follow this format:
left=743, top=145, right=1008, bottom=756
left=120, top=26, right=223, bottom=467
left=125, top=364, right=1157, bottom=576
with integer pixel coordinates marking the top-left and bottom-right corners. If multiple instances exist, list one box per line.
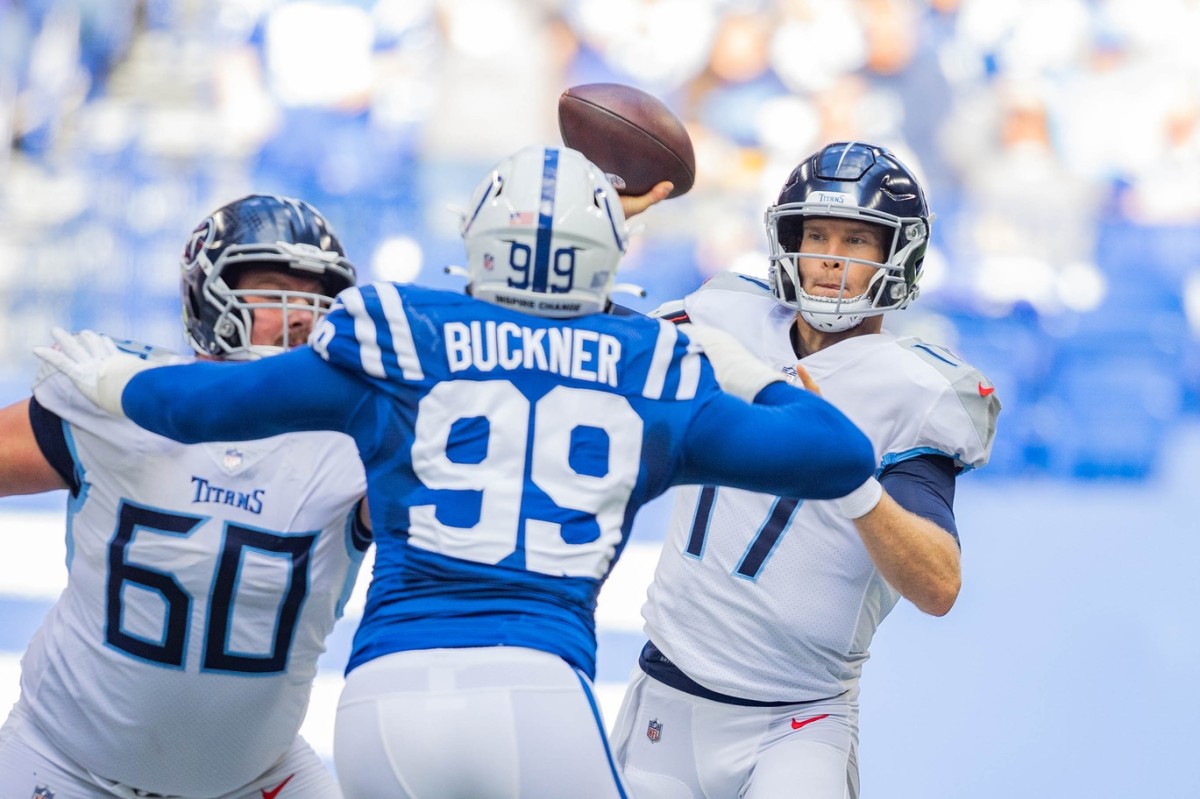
left=834, top=476, right=883, bottom=519
left=33, top=328, right=154, bottom=416
left=677, top=322, right=786, bottom=402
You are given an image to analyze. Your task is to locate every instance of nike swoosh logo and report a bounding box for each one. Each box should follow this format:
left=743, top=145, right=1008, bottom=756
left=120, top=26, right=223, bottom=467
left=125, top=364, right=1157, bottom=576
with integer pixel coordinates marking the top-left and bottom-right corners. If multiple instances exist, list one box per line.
left=790, top=713, right=830, bottom=730
left=262, top=773, right=295, bottom=799
left=978, top=382, right=995, bottom=397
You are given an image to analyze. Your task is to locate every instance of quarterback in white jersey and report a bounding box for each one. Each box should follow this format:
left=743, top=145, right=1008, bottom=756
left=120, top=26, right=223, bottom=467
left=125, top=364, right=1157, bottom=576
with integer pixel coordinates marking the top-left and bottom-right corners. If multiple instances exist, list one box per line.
left=611, top=142, right=1001, bottom=799
left=34, top=147, right=881, bottom=799
left=0, top=195, right=368, bottom=799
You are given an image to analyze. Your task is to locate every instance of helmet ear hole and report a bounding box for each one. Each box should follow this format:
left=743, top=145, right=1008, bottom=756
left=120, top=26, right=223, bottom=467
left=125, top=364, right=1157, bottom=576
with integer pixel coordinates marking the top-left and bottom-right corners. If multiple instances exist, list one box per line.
left=776, top=217, right=803, bottom=252
left=778, top=267, right=797, bottom=304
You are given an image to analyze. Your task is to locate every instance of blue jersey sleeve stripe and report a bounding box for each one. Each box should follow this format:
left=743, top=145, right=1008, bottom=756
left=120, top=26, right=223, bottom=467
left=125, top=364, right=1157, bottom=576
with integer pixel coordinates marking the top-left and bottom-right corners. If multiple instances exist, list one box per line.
left=642, top=320, right=677, bottom=400
left=340, top=286, right=386, bottom=378
left=376, top=283, right=425, bottom=380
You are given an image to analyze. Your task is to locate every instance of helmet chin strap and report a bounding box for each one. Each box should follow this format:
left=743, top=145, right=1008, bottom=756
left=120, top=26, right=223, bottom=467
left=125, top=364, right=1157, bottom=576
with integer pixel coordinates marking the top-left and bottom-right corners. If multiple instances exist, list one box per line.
left=798, top=300, right=867, bottom=333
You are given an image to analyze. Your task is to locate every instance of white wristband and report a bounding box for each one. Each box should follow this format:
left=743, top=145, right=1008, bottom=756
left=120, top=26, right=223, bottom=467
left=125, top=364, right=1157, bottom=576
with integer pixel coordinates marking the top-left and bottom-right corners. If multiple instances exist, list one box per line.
left=834, top=476, right=883, bottom=519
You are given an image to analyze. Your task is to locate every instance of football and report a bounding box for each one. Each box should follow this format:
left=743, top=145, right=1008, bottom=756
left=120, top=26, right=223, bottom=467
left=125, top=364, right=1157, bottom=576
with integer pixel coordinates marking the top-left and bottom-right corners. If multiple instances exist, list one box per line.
left=558, top=83, right=695, bottom=199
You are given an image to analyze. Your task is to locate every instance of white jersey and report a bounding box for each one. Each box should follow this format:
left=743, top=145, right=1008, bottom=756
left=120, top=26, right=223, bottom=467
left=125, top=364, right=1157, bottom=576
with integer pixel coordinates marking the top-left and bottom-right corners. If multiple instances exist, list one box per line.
left=642, top=273, right=999, bottom=702
left=17, top=346, right=368, bottom=797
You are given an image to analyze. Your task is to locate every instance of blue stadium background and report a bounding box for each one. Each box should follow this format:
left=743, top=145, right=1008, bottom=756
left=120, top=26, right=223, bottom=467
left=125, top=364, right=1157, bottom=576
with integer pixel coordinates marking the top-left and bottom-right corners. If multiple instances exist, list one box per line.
left=2, top=1, right=1199, bottom=796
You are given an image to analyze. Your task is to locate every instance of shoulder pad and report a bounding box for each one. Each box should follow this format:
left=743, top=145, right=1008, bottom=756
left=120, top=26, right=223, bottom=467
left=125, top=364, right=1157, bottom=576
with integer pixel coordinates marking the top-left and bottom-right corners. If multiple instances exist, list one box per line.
left=901, top=338, right=1001, bottom=466
left=649, top=298, right=688, bottom=323
left=695, top=271, right=772, bottom=297
left=112, top=338, right=187, bottom=365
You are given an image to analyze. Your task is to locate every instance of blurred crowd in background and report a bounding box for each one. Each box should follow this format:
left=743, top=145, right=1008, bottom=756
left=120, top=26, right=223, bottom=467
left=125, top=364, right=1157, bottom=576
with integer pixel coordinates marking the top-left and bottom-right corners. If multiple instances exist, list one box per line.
left=1, top=0, right=1198, bottom=480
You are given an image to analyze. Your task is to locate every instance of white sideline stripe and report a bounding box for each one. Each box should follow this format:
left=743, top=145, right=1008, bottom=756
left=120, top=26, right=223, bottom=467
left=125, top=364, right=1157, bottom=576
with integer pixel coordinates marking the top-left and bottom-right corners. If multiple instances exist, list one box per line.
left=596, top=541, right=661, bottom=632
left=0, top=512, right=68, bottom=600
left=0, top=511, right=663, bottom=622
left=0, top=655, right=21, bottom=726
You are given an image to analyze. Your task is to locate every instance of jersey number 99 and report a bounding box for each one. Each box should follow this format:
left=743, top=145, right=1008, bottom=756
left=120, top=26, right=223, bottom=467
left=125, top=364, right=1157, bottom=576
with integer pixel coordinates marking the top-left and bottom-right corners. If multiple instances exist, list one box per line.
left=409, top=381, right=642, bottom=579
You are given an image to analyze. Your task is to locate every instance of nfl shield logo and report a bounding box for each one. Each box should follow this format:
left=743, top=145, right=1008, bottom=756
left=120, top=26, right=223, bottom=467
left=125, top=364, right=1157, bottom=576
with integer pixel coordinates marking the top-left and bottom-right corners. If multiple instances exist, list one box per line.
left=223, top=448, right=243, bottom=470
left=646, top=718, right=663, bottom=743
left=32, top=785, right=55, bottom=799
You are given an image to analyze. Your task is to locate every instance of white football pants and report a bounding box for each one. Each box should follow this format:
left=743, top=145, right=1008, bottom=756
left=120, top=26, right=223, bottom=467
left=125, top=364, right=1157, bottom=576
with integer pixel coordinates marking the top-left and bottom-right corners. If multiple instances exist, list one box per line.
left=610, top=668, right=859, bottom=799
left=0, top=700, right=341, bottom=799
left=334, top=647, right=630, bottom=799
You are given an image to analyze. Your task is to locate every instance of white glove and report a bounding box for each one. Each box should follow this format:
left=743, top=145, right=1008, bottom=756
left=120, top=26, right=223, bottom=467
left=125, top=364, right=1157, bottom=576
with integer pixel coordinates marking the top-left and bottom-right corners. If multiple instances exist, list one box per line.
left=834, top=476, right=883, bottom=519
left=33, top=328, right=154, bottom=416
left=677, top=323, right=786, bottom=402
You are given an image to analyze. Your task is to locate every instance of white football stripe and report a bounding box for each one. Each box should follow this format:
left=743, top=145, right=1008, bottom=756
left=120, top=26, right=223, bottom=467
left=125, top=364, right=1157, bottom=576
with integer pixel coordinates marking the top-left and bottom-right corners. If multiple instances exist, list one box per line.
left=0, top=511, right=68, bottom=600
left=641, top=321, right=678, bottom=400
left=375, top=283, right=425, bottom=380
left=341, top=287, right=386, bottom=378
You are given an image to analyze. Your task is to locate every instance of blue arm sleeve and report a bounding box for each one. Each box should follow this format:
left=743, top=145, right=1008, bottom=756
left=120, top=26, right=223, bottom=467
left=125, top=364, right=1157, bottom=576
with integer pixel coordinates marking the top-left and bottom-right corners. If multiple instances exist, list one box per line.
left=122, top=347, right=367, bottom=444
left=879, top=454, right=959, bottom=543
left=677, top=387, right=875, bottom=499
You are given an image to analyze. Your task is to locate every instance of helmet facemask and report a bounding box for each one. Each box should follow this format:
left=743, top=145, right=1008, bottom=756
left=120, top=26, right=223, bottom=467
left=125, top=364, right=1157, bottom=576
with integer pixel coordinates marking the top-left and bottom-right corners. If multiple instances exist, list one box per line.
left=764, top=142, right=932, bottom=333
left=767, top=203, right=928, bottom=333
left=181, top=196, right=356, bottom=360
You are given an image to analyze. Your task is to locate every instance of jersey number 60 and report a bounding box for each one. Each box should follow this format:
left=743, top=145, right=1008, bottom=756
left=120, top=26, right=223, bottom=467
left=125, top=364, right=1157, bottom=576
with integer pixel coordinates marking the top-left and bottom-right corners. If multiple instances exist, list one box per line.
left=105, top=500, right=314, bottom=674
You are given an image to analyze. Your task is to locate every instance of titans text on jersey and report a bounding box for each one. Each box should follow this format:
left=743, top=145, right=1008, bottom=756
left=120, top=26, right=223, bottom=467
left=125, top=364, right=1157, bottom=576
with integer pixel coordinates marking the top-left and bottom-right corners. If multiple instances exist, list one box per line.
left=190, top=475, right=266, bottom=513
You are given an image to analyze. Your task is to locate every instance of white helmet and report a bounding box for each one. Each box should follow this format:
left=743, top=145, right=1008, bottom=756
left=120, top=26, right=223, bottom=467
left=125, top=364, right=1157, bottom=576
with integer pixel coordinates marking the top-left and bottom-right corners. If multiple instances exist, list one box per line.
left=460, top=145, right=628, bottom=318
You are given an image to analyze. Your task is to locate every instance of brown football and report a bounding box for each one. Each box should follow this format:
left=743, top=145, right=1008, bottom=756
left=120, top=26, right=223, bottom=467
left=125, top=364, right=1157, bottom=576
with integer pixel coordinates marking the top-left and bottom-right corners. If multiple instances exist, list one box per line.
left=558, top=83, right=695, bottom=199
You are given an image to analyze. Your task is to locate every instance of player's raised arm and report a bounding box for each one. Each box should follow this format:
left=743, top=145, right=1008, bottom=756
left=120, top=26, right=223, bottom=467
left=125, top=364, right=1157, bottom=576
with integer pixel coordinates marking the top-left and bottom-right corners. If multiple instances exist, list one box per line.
left=673, top=322, right=876, bottom=498
left=680, top=386, right=875, bottom=500
left=34, top=328, right=366, bottom=443
left=126, top=347, right=365, bottom=443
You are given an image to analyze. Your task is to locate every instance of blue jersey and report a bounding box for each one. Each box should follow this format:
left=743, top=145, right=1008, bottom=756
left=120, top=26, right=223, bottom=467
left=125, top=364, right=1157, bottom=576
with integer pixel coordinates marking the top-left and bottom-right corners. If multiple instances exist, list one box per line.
left=122, top=283, right=874, bottom=678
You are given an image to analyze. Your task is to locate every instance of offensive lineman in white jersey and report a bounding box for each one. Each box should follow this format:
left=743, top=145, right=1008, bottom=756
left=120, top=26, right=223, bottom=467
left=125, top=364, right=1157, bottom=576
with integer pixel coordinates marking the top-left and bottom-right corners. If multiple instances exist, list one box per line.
left=610, top=142, right=1002, bottom=798
left=0, top=195, right=369, bottom=798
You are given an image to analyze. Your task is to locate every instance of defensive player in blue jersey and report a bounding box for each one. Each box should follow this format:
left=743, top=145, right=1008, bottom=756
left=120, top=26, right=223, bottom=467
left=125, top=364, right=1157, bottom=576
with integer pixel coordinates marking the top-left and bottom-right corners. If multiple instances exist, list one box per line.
left=36, top=145, right=878, bottom=799
left=0, top=195, right=368, bottom=798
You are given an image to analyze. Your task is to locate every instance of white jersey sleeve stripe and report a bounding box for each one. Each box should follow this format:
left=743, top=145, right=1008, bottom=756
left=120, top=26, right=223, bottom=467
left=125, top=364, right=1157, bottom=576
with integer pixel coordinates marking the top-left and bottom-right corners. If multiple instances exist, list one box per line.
left=642, top=320, right=678, bottom=400
left=674, top=347, right=700, bottom=401
left=376, top=283, right=425, bottom=381
left=340, top=287, right=386, bottom=378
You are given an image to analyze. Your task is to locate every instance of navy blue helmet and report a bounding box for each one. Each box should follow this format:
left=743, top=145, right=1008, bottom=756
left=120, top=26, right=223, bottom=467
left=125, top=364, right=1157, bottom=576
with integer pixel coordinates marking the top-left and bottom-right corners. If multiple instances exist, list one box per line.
left=181, top=194, right=356, bottom=359
left=765, top=142, right=931, bottom=332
